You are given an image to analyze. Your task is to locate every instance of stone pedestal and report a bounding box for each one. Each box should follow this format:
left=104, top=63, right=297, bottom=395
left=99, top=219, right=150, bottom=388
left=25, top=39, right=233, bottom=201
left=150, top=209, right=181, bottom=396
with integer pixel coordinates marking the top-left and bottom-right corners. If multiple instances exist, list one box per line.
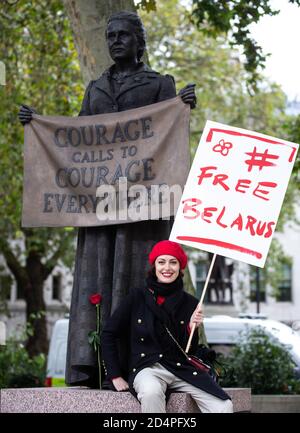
left=0, top=387, right=251, bottom=413
left=252, top=395, right=300, bottom=413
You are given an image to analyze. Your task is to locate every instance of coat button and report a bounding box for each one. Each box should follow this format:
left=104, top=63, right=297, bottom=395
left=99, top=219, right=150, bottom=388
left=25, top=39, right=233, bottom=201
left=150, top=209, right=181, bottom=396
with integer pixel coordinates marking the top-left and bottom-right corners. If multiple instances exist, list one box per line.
left=141, top=353, right=145, bottom=357
left=176, top=362, right=181, bottom=366
left=138, top=319, right=142, bottom=324
left=159, top=354, right=163, bottom=358
left=180, top=321, right=184, bottom=324
left=140, top=337, right=144, bottom=342
left=133, top=368, right=136, bottom=372
left=193, top=372, right=198, bottom=375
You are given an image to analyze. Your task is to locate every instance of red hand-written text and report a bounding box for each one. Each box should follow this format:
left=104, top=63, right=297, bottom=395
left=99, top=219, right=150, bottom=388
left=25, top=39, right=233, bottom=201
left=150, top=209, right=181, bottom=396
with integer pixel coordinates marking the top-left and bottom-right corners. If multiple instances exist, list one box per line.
left=197, top=166, right=277, bottom=201
left=182, top=198, right=275, bottom=239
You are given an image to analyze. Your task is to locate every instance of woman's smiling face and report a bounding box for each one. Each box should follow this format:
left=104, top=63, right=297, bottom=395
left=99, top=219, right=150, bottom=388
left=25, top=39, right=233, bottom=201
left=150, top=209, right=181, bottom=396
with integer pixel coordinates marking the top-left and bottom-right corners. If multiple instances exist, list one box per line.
left=155, top=255, right=180, bottom=283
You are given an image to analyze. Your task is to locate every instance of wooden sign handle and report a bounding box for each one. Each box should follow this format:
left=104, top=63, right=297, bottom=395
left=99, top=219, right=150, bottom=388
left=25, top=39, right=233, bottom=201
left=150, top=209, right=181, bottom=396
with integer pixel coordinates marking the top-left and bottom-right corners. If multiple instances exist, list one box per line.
left=185, top=253, right=217, bottom=353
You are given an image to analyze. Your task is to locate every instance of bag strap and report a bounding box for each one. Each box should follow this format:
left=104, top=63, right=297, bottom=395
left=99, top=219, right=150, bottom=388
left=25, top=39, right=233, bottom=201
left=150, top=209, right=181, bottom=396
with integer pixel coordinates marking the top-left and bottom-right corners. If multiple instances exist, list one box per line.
left=165, top=326, right=191, bottom=359
left=165, top=326, right=213, bottom=372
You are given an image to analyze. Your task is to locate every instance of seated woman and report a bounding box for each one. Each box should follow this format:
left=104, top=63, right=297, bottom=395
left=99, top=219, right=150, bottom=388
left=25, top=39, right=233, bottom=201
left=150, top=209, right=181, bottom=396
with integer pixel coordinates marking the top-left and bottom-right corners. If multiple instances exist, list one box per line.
left=101, top=240, right=233, bottom=413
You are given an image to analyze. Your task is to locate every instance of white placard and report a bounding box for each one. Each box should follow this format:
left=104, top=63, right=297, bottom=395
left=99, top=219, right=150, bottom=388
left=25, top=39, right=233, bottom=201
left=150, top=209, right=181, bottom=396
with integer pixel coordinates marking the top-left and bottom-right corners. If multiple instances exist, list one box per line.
left=170, top=120, right=299, bottom=267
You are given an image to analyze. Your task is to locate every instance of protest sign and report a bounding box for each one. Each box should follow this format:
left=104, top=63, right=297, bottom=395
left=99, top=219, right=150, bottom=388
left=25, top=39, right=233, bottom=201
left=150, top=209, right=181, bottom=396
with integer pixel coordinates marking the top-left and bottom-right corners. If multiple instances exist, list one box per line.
left=22, top=97, right=190, bottom=227
left=170, top=120, right=299, bottom=267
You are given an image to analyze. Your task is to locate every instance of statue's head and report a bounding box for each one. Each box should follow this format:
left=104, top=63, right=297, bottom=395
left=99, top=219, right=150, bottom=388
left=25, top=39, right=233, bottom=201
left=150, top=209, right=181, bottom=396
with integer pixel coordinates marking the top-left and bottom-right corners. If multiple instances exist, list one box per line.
left=106, top=11, right=146, bottom=61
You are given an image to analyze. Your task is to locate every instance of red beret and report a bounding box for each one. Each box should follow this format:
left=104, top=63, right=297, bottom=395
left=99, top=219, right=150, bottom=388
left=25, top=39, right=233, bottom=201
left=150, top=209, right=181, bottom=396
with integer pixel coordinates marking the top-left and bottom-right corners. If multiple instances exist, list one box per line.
left=148, top=240, right=188, bottom=270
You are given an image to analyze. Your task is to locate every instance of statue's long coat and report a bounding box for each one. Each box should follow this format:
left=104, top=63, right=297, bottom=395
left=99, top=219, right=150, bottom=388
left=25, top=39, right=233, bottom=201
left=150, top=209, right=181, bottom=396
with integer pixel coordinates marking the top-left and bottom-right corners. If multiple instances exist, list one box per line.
left=66, top=63, right=177, bottom=386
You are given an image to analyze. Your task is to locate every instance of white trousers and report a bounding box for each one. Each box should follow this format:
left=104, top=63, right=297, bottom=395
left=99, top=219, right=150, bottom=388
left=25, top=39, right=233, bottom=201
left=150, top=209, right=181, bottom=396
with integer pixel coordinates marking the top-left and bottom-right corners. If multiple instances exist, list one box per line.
left=133, top=363, right=233, bottom=413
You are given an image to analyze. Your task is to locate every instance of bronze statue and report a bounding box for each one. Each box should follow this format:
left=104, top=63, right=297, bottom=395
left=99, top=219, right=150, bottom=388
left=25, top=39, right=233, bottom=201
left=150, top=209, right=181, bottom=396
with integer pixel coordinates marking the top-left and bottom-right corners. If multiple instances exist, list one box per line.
left=19, top=11, right=196, bottom=387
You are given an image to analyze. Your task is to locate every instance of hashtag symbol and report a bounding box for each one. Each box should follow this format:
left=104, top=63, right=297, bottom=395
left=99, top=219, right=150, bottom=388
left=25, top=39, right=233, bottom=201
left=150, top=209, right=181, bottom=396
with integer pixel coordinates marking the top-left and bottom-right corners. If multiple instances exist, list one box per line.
left=212, top=139, right=233, bottom=156
left=245, top=146, right=279, bottom=172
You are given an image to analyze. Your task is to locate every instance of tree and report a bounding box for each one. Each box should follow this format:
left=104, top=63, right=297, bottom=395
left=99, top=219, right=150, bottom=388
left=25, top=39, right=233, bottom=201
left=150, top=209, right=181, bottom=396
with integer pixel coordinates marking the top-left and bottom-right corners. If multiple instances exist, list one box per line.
left=284, top=114, right=300, bottom=175
left=137, top=0, right=300, bottom=90
left=1, top=0, right=299, bottom=356
left=62, top=0, right=136, bottom=84
left=0, top=0, right=83, bottom=356
left=140, top=0, right=296, bottom=173
left=140, top=0, right=300, bottom=298
left=42, top=0, right=300, bottom=325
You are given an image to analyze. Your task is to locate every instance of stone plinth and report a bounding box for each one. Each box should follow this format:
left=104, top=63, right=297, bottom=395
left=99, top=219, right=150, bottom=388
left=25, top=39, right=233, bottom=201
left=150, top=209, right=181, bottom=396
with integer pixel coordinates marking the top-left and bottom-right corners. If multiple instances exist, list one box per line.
left=0, top=387, right=251, bottom=413
left=252, top=395, right=300, bottom=413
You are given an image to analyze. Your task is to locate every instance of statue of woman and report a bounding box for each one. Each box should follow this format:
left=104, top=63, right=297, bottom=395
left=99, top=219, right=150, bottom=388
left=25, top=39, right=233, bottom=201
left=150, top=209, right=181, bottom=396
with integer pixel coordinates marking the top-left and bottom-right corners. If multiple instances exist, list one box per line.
left=19, top=10, right=196, bottom=387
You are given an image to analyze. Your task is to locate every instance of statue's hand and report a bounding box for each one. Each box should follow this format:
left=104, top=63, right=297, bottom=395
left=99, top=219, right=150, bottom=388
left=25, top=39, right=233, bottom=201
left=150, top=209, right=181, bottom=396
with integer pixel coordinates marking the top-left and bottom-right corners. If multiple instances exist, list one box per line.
left=18, top=104, right=37, bottom=125
left=178, top=83, right=197, bottom=109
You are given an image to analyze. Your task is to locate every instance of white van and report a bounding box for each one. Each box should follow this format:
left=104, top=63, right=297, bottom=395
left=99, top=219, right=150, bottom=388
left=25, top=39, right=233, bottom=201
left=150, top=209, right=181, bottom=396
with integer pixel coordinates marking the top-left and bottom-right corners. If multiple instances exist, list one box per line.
left=45, top=318, right=69, bottom=387
left=203, top=315, right=300, bottom=378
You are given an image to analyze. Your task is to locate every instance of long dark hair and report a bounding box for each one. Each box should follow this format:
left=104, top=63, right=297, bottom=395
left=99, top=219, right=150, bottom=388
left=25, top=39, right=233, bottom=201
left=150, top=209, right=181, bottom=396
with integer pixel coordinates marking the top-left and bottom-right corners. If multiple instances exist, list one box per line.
left=106, top=11, right=146, bottom=61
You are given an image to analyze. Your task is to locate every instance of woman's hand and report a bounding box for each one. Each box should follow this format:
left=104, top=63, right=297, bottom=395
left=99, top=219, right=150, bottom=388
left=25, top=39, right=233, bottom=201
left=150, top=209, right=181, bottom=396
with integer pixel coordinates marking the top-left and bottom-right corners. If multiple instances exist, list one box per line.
left=178, top=83, right=197, bottom=109
left=18, top=104, right=37, bottom=125
left=112, top=377, right=129, bottom=391
left=189, top=306, right=204, bottom=330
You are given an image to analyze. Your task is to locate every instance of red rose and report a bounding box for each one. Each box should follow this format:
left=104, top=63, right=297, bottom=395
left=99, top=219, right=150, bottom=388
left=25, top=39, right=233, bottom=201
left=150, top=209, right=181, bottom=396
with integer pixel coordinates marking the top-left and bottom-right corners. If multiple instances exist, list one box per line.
left=89, top=293, right=102, bottom=305
left=88, top=292, right=103, bottom=389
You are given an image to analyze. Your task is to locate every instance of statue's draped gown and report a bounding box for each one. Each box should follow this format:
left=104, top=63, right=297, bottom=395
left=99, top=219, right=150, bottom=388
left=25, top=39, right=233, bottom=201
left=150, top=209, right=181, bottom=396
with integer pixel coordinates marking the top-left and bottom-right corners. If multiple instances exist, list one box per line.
left=66, top=63, right=177, bottom=386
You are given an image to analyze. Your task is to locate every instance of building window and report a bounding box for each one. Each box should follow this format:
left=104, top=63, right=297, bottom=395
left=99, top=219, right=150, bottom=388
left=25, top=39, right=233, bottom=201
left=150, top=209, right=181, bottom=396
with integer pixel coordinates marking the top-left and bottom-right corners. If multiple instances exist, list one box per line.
left=249, top=267, right=266, bottom=302
left=16, top=284, right=25, bottom=300
left=196, top=256, right=234, bottom=305
left=0, top=274, right=12, bottom=300
left=52, top=275, right=62, bottom=301
left=276, top=262, right=292, bottom=302
left=195, top=261, right=208, bottom=301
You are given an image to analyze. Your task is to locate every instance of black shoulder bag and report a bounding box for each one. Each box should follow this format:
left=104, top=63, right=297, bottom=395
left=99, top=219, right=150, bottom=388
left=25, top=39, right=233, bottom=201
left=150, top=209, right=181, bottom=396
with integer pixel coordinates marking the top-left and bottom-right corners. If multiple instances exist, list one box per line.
left=165, top=326, right=212, bottom=374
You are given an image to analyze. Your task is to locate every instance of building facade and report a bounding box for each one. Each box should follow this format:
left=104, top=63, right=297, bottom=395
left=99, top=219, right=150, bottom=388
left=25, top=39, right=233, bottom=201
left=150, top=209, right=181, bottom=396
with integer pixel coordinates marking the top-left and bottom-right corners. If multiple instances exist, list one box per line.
left=1, top=210, right=300, bottom=340
left=0, top=262, right=73, bottom=339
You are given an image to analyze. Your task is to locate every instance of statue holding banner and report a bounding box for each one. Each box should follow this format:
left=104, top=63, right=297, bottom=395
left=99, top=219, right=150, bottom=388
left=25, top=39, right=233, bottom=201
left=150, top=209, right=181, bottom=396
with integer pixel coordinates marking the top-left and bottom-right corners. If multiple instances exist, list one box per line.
left=19, top=11, right=196, bottom=387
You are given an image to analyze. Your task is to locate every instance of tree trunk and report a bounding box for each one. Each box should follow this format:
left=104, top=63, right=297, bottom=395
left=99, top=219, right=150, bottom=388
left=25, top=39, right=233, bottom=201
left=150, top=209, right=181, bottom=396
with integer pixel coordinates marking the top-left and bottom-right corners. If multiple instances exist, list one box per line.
left=0, top=239, right=49, bottom=356
left=62, top=0, right=136, bottom=85
left=24, top=251, right=48, bottom=357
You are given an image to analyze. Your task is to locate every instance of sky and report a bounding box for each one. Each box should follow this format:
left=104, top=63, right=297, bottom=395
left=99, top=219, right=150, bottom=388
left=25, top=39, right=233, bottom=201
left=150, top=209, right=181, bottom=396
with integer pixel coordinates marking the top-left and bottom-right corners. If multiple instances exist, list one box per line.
left=249, top=0, right=300, bottom=101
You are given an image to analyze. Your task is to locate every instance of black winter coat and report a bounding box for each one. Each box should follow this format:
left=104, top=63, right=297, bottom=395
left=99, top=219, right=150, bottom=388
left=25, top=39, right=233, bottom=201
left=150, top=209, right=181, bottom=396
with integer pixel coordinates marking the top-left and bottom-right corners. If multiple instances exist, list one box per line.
left=101, top=287, right=230, bottom=401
